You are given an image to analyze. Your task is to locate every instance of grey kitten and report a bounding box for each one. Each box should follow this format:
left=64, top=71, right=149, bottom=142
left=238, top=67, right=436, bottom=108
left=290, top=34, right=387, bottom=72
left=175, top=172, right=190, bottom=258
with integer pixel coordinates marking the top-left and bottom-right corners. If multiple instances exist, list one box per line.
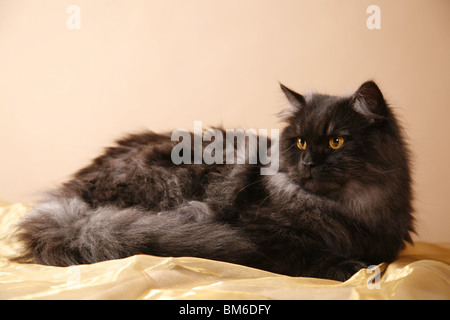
left=15, top=80, right=414, bottom=281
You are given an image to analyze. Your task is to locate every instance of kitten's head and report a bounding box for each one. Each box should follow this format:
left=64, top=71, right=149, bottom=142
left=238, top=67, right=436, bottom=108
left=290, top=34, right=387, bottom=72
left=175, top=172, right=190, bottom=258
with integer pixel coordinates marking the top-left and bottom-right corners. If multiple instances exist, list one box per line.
left=279, top=81, right=411, bottom=198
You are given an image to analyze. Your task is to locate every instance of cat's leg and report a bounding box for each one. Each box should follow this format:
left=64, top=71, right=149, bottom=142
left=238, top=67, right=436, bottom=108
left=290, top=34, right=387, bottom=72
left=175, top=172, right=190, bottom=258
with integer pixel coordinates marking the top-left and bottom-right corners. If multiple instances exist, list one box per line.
left=309, top=254, right=368, bottom=281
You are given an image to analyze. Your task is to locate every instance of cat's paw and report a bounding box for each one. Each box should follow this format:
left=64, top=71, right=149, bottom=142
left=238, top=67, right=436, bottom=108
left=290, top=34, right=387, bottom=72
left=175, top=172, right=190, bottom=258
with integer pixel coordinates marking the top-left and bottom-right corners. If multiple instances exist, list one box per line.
left=327, top=260, right=368, bottom=282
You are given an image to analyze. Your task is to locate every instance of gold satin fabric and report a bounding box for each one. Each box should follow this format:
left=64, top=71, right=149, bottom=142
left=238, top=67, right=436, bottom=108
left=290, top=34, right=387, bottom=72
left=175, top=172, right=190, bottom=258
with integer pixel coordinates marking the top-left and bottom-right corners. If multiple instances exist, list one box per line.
left=1, top=201, right=449, bottom=299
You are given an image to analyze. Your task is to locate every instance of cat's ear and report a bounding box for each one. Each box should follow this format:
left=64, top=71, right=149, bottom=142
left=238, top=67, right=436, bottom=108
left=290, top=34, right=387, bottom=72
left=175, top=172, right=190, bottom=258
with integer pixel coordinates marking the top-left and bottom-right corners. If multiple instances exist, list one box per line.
left=279, top=83, right=305, bottom=118
left=352, top=81, right=387, bottom=122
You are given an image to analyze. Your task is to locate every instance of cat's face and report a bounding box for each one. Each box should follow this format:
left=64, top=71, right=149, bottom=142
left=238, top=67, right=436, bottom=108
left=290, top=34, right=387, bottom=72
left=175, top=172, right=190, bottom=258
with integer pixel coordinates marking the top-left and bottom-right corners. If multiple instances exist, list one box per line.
left=279, top=81, right=395, bottom=196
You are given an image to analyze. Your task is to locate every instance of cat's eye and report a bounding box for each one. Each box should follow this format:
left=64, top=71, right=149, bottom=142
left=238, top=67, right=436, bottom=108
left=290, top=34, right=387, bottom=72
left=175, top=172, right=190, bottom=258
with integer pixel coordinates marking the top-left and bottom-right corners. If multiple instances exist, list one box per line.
left=329, top=137, right=344, bottom=150
left=296, top=138, right=307, bottom=150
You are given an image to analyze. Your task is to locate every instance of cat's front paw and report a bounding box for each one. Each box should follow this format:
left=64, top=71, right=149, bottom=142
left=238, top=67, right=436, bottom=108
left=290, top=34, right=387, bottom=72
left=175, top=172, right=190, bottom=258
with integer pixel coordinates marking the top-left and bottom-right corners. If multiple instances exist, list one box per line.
left=326, top=260, right=368, bottom=282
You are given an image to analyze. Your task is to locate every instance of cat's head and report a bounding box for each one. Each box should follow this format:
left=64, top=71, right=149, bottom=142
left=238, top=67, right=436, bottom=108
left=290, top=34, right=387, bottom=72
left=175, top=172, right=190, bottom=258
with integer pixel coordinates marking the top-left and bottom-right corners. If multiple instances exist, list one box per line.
left=279, top=81, right=410, bottom=197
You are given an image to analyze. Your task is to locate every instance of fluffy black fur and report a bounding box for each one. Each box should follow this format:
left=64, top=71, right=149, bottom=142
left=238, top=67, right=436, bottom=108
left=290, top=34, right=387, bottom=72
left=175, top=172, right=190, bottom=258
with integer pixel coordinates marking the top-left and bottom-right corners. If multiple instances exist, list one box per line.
left=15, top=81, right=414, bottom=281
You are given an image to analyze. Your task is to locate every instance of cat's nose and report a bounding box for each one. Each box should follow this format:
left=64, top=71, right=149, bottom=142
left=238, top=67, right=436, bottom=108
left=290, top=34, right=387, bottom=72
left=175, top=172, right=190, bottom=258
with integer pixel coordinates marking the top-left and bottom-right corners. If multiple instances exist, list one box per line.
left=301, top=159, right=316, bottom=177
left=302, top=162, right=316, bottom=170
left=301, top=158, right=316, bottom=168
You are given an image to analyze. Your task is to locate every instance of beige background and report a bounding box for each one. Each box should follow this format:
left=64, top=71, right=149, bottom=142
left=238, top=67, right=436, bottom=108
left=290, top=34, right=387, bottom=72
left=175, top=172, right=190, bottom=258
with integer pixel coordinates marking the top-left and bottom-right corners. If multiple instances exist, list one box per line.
left=0, top=0, right=449, bottom=242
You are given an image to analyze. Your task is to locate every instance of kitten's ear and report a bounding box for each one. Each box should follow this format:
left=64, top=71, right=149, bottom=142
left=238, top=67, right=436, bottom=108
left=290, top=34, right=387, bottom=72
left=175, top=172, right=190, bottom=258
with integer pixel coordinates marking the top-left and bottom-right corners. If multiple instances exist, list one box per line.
left=279, top=83, right=305, bottom=117
left=352, top=81, right=387, bottom=121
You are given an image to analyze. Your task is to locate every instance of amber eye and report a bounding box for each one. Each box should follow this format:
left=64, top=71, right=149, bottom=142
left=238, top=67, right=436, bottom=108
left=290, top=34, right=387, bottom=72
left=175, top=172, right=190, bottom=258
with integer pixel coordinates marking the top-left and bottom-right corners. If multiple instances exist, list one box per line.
left=297, top=138, right=307, bottom=150
left=329, top=137, right=344, bottom=150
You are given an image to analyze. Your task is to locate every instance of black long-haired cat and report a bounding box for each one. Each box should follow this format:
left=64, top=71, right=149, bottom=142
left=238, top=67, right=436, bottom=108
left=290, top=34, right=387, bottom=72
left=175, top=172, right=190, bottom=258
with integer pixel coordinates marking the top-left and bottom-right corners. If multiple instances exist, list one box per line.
left=15, top=80, right=414, bottom=281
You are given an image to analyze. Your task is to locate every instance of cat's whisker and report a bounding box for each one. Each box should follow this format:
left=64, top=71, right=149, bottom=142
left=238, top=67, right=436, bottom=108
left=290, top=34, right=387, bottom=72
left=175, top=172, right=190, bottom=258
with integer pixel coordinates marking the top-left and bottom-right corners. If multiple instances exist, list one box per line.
left=362, top=168, right=403, bottom=175
left=236, top=179, right=262, bottom=194
left=280, top=144, right=294, bottom=154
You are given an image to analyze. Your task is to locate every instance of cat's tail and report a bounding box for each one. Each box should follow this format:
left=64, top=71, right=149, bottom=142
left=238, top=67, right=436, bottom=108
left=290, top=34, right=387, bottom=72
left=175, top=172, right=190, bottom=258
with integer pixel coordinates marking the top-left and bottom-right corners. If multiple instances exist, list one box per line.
left=13, top=196, right=256, bottom=266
